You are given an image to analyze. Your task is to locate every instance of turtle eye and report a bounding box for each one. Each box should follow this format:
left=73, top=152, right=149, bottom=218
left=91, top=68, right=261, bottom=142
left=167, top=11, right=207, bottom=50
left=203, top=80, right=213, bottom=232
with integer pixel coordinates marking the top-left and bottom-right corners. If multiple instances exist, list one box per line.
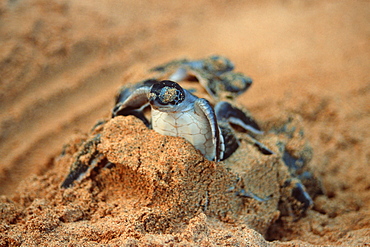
left=149, top=80, right=185, bottom=105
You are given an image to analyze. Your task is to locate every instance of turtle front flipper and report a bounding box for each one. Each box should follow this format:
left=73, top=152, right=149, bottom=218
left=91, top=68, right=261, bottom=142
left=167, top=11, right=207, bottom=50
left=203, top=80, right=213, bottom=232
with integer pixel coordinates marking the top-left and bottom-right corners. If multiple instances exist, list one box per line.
left=61, top=134, right=108, bottom=188
left=193, top=98, right=225, bottom=162
left=112, top=79, right=157, bottom=127
left=215, top=101, right=274, bottom=156
left=215, top=101, right=262, bottom=135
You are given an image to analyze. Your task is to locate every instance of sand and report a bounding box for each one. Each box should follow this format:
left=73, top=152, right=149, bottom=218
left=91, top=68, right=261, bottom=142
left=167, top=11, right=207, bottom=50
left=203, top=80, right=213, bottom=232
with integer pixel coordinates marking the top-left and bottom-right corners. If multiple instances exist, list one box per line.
left=0, top=0, right=369, bottom=246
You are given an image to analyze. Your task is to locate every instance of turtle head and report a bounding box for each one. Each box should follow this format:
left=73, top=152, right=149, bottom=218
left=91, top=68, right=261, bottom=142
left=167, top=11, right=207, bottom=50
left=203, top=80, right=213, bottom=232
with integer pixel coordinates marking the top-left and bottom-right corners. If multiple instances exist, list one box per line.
left=148, top=80, right=186, bottom=112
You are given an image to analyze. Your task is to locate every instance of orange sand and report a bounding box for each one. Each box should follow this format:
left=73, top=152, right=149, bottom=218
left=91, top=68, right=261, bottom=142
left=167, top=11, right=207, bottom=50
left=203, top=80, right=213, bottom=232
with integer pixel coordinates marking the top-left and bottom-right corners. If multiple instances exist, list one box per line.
left=0, top=0, right=369, bottom=245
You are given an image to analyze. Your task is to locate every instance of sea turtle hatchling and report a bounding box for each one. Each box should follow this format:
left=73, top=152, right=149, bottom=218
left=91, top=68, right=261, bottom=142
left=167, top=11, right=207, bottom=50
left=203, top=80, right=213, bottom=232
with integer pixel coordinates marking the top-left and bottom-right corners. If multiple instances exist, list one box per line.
left=61, top=56, right=318, bottom=217
left=112, top=56, right=274, bottom=161
left=112, top=79, right=272, bottom=162
left=61, top=55, right=272, bottom=188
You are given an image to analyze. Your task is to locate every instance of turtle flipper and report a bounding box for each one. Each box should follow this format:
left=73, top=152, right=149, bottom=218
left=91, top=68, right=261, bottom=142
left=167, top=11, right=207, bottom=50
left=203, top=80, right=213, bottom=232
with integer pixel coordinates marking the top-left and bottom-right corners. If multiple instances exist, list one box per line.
left=193, top=98, right=225, bottom=162
left=215, top=101, right=274, bottom=156
left=215, top=101, right=262, bottom=135
left=112, top=79, right=157, bottom=127
left=61, top=134, right=105, bottom=188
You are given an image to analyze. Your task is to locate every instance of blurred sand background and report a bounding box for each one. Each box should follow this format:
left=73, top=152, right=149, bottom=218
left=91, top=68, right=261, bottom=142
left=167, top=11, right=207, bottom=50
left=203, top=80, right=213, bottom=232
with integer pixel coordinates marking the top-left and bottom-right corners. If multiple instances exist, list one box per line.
left=0, top=0, right=369, bottom=245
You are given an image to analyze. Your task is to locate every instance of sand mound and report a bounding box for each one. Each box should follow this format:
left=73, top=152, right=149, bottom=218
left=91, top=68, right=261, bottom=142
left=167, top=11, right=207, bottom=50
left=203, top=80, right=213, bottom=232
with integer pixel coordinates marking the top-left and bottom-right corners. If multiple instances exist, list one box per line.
left=1, top=0, right=369, bottom=245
